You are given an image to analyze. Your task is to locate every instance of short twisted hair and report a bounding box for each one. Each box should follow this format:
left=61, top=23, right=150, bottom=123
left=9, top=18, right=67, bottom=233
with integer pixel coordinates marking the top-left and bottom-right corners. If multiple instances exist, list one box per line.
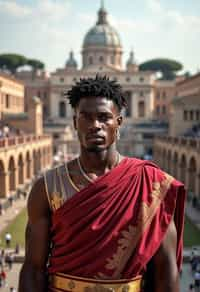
left=66, top=75, right=127, bottom=111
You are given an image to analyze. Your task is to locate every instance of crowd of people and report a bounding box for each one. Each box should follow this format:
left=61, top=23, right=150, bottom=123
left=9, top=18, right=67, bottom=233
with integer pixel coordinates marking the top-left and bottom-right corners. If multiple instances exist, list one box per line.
left=0, top=246, right=17, bottom=291
left=188, top=248, right=200, bottom=291
left=0, top=122, right=24, bottom=139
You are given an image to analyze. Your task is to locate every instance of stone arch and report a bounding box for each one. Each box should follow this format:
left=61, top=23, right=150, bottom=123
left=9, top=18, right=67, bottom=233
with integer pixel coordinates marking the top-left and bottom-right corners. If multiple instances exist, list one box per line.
left=33, top=150, right=37, bottom=175
left=138, top=101, right=145, bottom=117
left=8, top=156, right=16, bottom=192
left=89, top=56, right=93, bottom=65
left=0, top=160, right=6, bottom=198
left=59, top=101, right=66, bottom=118
left=180, top=154, right=187, bottom=184
left=18, top=153, right=24, bottom=185
left=37, top=149, right=42, bottom=172
left=188, top=156, right=197, bottom=194
left=26, top=151, right=31, bottom=180
left=173, top=152, right=178, bottom=178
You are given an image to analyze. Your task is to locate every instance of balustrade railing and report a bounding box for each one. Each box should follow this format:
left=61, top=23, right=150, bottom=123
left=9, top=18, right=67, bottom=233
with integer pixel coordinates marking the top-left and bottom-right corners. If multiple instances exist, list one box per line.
left=0, top=134, right=51, bottom=149
left=155, top=136, right=200, bottom=150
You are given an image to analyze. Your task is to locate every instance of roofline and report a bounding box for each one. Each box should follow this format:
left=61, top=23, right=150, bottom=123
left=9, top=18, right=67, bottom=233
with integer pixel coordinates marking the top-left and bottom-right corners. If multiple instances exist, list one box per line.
left=176, top=72, right=200, bottom=85
left=0, top=72, right=25, bottom=86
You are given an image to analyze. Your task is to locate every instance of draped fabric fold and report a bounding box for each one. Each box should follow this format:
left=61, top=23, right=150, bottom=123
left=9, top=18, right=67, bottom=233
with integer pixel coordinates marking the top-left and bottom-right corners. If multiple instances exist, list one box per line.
left=48, top=157, right=185, bottom=284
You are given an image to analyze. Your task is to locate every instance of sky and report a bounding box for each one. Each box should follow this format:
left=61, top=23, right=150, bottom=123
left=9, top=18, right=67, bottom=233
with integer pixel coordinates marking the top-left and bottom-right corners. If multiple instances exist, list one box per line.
left=0, top=0, right=200, bottom=74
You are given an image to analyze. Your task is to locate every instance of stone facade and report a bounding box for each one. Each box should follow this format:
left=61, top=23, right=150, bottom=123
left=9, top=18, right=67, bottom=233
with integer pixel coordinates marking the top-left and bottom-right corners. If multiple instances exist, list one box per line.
left=0, top=73, right=24, bottom=119
left=0, top=134, right=52, bottom=198
left=153, top=80, right=176, bottom=122
left=4, top=96, right=43, bottom=136
left=154, top=136, right=200, bottom=200
left=16, top=70, right=50, bottom=120
left=0, top=73, right=53, bottom=198
left=169, top=73, right=200, bottom=136
left=154, top=72, right=200, bottom=200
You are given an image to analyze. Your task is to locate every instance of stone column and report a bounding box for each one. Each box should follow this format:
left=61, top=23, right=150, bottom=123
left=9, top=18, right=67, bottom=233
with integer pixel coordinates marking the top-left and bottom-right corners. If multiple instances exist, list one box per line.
left=0, top=171, right=9, bottom=198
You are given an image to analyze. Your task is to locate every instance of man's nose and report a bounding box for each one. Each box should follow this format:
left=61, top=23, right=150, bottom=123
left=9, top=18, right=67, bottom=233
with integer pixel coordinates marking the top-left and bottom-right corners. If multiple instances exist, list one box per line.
left=89, top=118, right=101, bottom=129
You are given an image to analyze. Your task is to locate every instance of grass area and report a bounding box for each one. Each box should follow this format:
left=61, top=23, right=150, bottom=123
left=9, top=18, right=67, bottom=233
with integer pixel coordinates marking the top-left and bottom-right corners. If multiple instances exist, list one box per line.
left=184, top=216, right=200, bottom=247
left=0, top=208, right=199, bottom=249
left=0, top=208, right=27, bottom=248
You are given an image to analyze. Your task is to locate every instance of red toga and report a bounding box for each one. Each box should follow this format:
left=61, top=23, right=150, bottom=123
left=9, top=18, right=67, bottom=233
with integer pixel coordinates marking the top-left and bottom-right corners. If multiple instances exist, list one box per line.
left=47, top=157, right=186, bottom=291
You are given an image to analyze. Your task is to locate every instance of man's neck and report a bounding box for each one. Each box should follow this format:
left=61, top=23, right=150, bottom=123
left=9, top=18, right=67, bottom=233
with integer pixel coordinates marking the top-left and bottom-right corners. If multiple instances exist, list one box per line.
left=79, top=147, right=119, bottom=174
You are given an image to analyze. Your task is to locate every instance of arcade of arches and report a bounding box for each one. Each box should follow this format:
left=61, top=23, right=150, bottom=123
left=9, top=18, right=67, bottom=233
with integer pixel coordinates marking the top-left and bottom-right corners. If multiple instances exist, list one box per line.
left=154, top=137, right=200, bottom=199
left=0, top=135, right=52, bottom=198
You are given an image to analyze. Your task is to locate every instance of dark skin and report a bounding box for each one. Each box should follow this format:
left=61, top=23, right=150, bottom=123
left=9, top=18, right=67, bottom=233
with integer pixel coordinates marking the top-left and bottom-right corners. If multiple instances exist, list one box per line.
left=19, top=96, right=180, bottom=292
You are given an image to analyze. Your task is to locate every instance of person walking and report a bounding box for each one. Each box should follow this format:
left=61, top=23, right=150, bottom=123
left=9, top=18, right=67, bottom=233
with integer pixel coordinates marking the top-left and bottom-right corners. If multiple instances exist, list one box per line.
left=5, top=232, right=12, bottom=248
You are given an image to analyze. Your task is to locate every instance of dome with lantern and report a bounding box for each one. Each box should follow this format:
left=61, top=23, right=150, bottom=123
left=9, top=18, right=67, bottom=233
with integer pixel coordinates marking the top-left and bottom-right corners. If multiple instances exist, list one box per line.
left=82, top=1, right=123, bottom=70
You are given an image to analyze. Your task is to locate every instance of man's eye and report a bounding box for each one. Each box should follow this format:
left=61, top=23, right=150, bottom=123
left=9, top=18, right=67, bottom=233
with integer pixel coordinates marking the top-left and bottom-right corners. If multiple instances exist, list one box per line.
left=98, top=115, right=110, bottom=121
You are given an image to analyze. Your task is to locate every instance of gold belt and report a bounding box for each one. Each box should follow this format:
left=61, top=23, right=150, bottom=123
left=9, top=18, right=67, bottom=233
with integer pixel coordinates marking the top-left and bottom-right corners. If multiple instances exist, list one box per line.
left=49, top=273, right=142, bottom=292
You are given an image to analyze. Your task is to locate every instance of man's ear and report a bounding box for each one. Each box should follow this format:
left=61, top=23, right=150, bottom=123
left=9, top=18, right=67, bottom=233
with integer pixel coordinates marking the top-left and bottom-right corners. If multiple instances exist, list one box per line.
left=117, top=115, right=123, bottom=126
left=73, top=115, right=77, bottom=130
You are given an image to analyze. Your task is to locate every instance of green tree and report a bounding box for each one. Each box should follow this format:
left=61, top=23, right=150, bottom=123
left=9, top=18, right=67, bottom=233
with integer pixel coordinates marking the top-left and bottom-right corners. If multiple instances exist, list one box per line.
left=0, top=54, right=27, bottom=74
left=139, top=58, right=183, bottom=80
left=27, top=59, right=45, bottom=71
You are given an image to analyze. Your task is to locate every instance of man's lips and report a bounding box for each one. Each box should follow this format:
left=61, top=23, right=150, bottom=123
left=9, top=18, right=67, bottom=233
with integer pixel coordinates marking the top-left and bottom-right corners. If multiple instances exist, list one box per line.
left=86, top=134, right=105, bottom=139
left=86, top=134, right=105, bottom=142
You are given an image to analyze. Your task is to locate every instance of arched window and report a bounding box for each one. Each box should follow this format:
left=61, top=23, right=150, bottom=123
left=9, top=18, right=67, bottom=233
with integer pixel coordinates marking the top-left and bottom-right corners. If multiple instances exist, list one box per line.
left=196, top=110, right=200, bottom=121
left=99, top=56, right=104, bottom=63
left=89, top=56, right=93, bottom=65
left=156, top=105, right=160, bottom=116
left=111, top=55, right=115, bottom=64
left=6, top=94, right=9, bottom=108
left=183, top=110, right=188, bottom=121
left=162, top=105, right=166, bottom=114
left=59, top=101, right=66, bottom=118
left=190, top=110, right=194, bottom=121
left=138, top=101, right=145, bottom=117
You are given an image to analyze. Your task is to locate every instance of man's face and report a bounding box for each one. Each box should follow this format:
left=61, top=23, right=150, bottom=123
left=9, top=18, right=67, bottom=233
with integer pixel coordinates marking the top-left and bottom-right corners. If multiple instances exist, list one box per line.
left=74, top=97, right=122, bottom=152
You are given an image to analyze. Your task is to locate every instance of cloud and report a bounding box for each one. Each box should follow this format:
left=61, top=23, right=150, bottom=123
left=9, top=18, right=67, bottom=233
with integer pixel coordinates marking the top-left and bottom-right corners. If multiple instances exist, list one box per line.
left=146, top=0, right=162, bottom=13
left=35, top=0, right=71, bottom=22
left=110, top=16, right=156, bottom=34
left=0, top=0, right=71, bottom=21
left=0, top=0, right=31, bottom=18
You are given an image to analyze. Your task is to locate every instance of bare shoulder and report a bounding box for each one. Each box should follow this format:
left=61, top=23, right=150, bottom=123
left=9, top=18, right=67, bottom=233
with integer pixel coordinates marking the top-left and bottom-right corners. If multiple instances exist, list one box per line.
left=27, top=176, right=50, bottom=223
left=154, top=219, right=177, bottom=262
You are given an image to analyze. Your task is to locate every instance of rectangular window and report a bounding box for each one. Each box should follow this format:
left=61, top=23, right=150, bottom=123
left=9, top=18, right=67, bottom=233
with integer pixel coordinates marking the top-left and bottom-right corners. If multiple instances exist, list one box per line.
left=156, top=105, right=160, bottom=115
left=6, top=94, right=9, bottom=108
left=183, top=110, right=187, bottom=121
left=196, top=110, right=200, bottom=121
left=190, top=110, right=194, bottom=121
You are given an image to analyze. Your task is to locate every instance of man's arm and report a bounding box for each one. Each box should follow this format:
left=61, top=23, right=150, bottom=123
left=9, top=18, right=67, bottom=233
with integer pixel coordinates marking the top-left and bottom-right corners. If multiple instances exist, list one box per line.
left=146, top=219, right=180, bottom=292
left=19, top=176, right=51, bottom=292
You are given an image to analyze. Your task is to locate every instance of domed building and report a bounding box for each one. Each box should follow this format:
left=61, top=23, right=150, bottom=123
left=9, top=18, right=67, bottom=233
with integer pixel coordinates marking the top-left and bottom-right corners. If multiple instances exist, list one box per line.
left=82, top=2, right=123, bottom=70
left=65, top=51, right=78, bottom=70
left=19, top=2, right=172, bottom=159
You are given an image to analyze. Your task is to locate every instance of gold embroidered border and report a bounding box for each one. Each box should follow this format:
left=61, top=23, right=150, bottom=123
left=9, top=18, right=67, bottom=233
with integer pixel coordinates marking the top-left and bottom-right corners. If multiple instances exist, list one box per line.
left=99, top=172, right=174, bottom=278
left=49, top=273, right=142, bottom=292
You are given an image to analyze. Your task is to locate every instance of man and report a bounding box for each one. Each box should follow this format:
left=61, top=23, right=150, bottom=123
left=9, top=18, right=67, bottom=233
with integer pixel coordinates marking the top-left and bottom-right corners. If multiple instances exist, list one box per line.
left=5, top=232, right=12, bottom=248
left=19, top=75, right=185, bottom=292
